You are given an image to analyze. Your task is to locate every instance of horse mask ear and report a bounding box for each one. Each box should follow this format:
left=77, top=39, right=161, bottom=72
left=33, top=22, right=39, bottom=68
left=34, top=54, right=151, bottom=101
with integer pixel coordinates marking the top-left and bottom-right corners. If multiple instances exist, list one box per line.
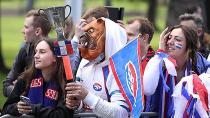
left=97, top=18, right=104, bottom=24
left=78, top=18, right=106, bottom=61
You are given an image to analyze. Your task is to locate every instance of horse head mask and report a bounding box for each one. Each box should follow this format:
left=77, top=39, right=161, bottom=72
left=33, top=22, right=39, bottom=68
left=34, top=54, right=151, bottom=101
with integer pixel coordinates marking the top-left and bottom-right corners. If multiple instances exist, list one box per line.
left=78, top=18, right=105, bottom=60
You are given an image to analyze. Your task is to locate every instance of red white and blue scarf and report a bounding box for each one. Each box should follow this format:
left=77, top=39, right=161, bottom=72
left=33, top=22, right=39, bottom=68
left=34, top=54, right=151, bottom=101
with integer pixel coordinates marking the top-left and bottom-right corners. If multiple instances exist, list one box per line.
left=27, top=70, right=59, bottom=108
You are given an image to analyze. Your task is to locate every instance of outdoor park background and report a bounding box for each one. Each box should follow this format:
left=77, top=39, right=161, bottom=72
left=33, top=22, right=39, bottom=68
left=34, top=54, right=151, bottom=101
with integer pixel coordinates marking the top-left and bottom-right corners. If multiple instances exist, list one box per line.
left=0, top=0, right=168, bottom=108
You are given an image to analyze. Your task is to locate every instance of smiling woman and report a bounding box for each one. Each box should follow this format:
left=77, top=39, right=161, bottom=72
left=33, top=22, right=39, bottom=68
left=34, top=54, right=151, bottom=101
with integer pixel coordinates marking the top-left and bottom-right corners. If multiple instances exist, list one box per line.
left=143, top=25, right=210, bottom=117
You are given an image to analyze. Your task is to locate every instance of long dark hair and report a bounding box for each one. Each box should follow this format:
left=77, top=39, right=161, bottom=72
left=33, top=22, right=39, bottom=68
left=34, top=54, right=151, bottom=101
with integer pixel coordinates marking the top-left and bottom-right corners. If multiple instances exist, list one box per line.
left=168, top=25, right=199, bottom=73
left=19, top=38, right=65, bottom=96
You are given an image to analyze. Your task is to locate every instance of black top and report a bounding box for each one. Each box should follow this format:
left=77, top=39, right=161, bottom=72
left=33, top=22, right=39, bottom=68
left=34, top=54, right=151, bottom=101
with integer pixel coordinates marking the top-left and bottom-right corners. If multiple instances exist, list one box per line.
left=3, top=43, right=34, bottom=97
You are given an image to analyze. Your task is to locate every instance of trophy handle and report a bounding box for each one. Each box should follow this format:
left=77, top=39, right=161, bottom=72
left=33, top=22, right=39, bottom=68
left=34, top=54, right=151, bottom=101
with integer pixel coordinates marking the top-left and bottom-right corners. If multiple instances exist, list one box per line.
left=38, top=9, right=48, bottom=21
left=65, top=5, right=71, bottom=20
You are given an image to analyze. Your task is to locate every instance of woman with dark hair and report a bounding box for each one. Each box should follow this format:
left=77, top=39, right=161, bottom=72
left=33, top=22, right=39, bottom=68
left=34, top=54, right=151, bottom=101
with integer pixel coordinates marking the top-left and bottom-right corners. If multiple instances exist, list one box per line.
left=143, top=25, right=210, bottom=118
left=1, top=39, right=74, bottom=118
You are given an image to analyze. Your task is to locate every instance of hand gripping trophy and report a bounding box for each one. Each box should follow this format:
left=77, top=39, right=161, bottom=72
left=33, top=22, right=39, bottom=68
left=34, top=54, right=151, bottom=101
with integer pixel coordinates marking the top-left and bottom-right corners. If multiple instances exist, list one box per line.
left=38, top=5, right=74, bottom=82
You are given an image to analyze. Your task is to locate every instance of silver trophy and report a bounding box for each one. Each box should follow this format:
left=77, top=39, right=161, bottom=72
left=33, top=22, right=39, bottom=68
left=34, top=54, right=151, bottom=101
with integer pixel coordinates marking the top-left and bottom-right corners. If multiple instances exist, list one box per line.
left=38, top=5, right=71, bottom=40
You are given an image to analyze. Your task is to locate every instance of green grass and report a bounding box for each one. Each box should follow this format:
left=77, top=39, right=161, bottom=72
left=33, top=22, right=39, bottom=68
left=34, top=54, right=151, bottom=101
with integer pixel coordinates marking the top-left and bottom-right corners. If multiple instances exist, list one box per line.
left=0, top=0, right=167, bottom=108
left=1, top=16, right=24, bottom=67
left=0, top=16, right=21, bottom=107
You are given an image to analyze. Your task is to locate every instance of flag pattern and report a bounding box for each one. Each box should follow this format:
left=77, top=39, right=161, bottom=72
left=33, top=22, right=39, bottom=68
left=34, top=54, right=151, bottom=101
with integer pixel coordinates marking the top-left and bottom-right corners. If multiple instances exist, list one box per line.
left=109, top=38, right=143, bottom=118
left=54, top=40, right=73, bottom=56
left=173, top=73, right=210, bottom=118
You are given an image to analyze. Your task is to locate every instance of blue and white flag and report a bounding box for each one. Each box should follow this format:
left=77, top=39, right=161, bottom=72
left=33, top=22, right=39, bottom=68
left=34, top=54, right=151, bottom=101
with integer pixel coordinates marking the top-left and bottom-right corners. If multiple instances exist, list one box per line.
left=109, top=38, right=143, bottom=118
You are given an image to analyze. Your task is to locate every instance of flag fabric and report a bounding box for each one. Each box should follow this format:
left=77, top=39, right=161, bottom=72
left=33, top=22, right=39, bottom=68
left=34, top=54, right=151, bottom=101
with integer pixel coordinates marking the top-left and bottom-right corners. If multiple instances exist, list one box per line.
left=109, top=38, right=143, bottom=118
left=53, top=39, right=74, bottom=81
left=172, top=73, right=210, bottom=118
left=54, top=40, right=73, bottom=56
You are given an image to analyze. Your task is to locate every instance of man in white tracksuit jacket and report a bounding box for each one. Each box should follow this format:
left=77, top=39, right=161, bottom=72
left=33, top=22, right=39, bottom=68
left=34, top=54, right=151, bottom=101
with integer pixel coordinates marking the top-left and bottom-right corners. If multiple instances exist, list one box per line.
left=65, top=18, right=129, bottom=118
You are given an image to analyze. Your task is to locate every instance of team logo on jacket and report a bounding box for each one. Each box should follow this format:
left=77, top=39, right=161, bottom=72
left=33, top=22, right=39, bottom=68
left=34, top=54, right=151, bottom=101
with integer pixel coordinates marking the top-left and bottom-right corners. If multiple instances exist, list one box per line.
left=125, top=61, right=138, bottom=99
left=93, top=83, right=102, bottom=91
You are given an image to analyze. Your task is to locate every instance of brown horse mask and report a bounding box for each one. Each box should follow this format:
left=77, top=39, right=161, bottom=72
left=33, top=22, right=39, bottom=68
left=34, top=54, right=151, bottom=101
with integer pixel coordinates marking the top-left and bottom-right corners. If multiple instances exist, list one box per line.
left=78, top=18, right=105, bottom=61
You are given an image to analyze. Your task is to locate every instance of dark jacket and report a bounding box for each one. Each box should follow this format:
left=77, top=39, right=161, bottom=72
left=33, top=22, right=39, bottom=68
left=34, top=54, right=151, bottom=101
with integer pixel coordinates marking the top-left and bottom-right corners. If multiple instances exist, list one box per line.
left=1, top=79, right=74, bottom=118
left=3, top=43, right=34, bottom=97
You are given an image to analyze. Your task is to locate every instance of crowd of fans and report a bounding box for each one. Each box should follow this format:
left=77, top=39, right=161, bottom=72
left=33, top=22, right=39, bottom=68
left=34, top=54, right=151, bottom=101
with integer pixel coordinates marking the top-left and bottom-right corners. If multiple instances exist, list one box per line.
left=0, top=4, right=210, bottom=118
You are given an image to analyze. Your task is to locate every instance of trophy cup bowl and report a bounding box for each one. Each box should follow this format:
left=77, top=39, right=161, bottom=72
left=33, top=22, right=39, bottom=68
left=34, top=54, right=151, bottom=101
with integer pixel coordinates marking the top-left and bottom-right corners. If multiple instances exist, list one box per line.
left=38, top=5, right=71, bottom=40
left=38, top=5, right=71, bottom=28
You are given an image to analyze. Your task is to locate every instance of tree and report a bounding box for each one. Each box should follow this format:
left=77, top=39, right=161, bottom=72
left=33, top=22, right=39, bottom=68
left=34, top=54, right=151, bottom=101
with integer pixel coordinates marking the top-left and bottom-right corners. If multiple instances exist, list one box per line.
left=166, top=0, right=206, bottom=27
left=26, top=0, right=35, bottom=11
left=147, top=0, right=159, bottom=30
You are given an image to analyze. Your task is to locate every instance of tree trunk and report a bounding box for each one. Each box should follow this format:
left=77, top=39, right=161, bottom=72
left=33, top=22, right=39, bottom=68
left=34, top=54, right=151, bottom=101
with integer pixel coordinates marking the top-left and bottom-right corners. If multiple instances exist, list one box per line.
left=104, top=0, right=111, bottom=6
left=26, top=0, right=35, bottom=12
left=147, top=0, right=159, bottom=30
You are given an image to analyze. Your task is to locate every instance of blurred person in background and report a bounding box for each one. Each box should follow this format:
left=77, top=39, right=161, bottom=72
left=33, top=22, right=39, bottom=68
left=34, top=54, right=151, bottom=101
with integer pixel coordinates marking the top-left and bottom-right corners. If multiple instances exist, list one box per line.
left=179, top=13, right=210, bottom=58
